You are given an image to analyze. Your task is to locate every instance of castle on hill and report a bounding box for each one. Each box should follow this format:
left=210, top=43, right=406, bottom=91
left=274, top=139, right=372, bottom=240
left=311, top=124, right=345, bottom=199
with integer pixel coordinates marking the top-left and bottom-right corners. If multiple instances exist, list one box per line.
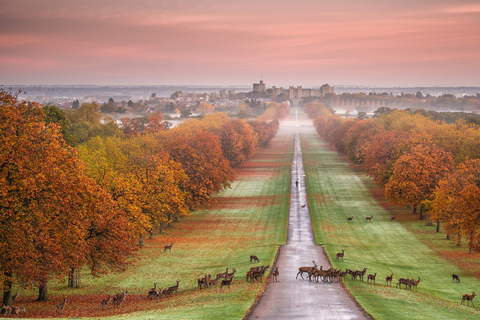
left=252, top=79, right=334, bottom=99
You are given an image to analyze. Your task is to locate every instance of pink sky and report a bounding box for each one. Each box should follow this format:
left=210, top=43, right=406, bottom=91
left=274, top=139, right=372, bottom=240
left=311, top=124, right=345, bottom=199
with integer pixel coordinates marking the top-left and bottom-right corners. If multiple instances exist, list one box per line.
left=1, top=0, right=480, bottom=87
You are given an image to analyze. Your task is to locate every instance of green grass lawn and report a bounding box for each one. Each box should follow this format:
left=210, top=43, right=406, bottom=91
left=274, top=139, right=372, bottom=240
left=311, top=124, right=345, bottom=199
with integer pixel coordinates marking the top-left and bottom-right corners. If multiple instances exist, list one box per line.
left=15, top=124, right=294, bottom=319
left=301, top=122, right=480, bottom=319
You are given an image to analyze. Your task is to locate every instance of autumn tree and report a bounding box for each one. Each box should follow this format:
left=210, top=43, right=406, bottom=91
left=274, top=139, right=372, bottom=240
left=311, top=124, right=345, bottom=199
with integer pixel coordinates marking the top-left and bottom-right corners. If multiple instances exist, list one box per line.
left=385, top=144, right=454, bottom=218
left=161, top=129, right=234, bottom=209
left=0, top=91, right=137, bottom=303
left=220, top=119, right=258, bottom=168
left=430, top=159, right=480, bottom=253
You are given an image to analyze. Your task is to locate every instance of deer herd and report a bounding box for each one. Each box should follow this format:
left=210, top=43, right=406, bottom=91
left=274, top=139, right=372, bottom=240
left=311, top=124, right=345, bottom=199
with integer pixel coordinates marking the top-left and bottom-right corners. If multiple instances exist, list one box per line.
left=1, top=245, right=478, bottom=317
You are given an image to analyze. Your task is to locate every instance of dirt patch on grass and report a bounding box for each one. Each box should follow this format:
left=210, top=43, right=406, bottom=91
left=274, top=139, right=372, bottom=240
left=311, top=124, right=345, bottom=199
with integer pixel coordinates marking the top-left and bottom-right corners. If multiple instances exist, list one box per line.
left=215, top=195, right=283, bottom=209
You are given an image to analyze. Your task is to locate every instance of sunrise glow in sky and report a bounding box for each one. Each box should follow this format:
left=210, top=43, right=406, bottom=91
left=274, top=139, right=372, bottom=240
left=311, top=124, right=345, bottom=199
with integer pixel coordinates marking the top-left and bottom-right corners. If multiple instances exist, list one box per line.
left=1, top=0, right=479, bottom=87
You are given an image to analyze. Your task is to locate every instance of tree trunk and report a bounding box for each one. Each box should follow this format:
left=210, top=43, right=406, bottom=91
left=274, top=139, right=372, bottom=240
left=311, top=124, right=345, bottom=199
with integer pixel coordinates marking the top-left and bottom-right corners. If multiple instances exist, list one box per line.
left=148, top=228, right=154, bottom=239
left=412, top=203, right=417, bottom=214
left=2, top=273, right=13, bottom=306
left=159, top=223, right=165, bottom=234
left=457, top=233, right=461, bottom=246
left=419, top=206, right=424, bottom=220
left=436, top=221, right=440, bottom=233
left=469, top=232, right=474, bottom=254
left=36, top=280, right=48, bottom=301
left=68, top=268, right=81, bottom=288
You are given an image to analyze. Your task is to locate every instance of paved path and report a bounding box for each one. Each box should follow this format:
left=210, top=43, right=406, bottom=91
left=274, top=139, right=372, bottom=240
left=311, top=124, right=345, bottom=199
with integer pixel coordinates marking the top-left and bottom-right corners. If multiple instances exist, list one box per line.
left=246, top=110, right=369, bottom=320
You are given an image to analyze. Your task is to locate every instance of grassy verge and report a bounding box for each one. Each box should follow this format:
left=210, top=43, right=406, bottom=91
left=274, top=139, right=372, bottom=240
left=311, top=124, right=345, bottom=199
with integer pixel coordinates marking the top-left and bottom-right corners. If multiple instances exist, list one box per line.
left=14, top=124, right=294, bottom=319
left=301, top=122, right=480, bottom=320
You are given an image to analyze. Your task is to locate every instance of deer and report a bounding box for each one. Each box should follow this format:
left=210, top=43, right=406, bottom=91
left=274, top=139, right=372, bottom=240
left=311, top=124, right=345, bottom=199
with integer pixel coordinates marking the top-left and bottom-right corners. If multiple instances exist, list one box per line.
left=353, top=268, right=367, bottom=281
left=390, top=216, right=396, bottom=221
left=10, top=305, right=26, bottom=316
left=101, top=296, right=112, bottom=310
left=452, top=274, right=460, bottom=283
left=385, top=274, right=394, bottom=286
left=1, top=305, right=12, bottom=317
left=225, top=268, right=237, bottom=280
left=365, top=216, right=373, bottom=222
left=272, top=267, right=279, bottom=282
left=197, top=275, right=208, bottom=289
left=396, top=278, right=412, bottom=289
left=221, top=277, right=234, bottom=289
left=296, top=261, right=318, bottom=279
left=11, top=292, right=19, bottom=304
left=250, top=255, right=260, bottom=263
left=217, top=268, right=229, bottom=279
left=56, top=297, right=67, bottom=315
left=167, top=280, right=180, bottom=295
left=409, top=277, right=421, bottom=291
left=301, top=204, right=307, bottom=208
left=335, top=249, right=345, bottom=262
left=461, top=292, right=477, bottom=306
left=113, top=290, right=128, bottom=308
left=209, top=274, right=220, bottom=287
left=367, top=272, right=377, bottom=285
left=164, top=243, right=174, bottom=252
left=347, top=216, right=354, bottom=221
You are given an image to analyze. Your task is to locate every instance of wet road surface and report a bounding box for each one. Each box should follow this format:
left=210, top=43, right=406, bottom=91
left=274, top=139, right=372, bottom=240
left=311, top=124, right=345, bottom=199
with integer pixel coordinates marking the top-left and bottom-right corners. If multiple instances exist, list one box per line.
left=246, top=110, right=369, bottom=320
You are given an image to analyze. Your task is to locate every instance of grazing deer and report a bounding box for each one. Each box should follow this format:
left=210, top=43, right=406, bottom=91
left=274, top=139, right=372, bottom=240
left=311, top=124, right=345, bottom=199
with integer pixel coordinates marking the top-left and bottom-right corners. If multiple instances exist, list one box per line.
left=367, top=272, right=377, bottom=285
left=390, top=216, right=396, bottom=221
left=296, top=261, right=318, bottom=279
left=221, top=277, right=234, bottom=289
left=56, top=297, right=67, bottom=315
left=461, top=292, right=477, bottom=306
left=272, top=267, right=279, bottom=282
left=250, top=255, right=260, bottom=263
left=164, top=243, right=174, bottom=252
left=335, top=249, right=345, bottom=262
left=365, top=216, right=373, bottom=222
left=385, top=274, right=394, bottom=286
left=396, top=278, right=412, bottom=289
left=347, top=216, right=353, bottom=221
left=10, top=305, right=26, bottom=316
left=101, top=296, right=112, bottom=310
left=452, top=274, right=460, bottom=283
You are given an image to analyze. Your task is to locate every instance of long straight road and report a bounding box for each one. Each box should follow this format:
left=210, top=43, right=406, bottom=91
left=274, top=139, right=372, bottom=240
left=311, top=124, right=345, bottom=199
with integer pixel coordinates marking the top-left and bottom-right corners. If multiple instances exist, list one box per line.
left=246, top=109, right=369, bottom=320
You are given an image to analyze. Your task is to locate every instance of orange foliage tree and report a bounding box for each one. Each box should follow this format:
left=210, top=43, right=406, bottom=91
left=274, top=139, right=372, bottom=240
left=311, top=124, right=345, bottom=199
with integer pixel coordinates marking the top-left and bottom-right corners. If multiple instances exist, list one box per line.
left=430, top=159, right=480, bottom=253
left=161, top=129, right=234, bottom=209
left=385, top=144, right=454, bottom=218
left=220, top=119, right=258, bottom=168
left=0, top=91, right=137, bottom=303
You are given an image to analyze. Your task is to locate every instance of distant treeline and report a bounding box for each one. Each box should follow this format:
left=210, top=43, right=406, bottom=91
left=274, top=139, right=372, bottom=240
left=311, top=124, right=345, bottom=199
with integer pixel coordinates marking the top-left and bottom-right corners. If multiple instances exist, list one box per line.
left=301, top=91, right=480, bottom=114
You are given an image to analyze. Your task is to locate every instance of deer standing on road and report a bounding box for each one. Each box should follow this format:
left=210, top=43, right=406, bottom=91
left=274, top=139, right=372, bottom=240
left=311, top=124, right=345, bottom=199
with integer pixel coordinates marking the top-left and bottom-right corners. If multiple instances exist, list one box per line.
left=272, top=267, right=279, bottom=282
